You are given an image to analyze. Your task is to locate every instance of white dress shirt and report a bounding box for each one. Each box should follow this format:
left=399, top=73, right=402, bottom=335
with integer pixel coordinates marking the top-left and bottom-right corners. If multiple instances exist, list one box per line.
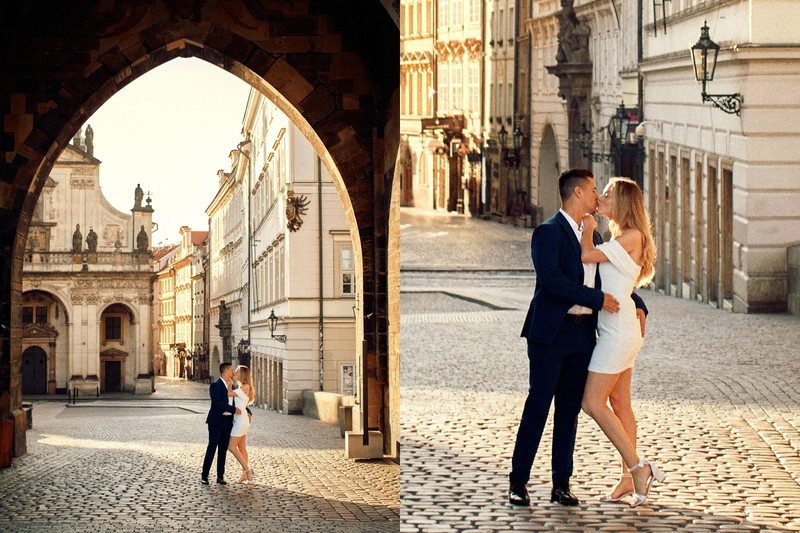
left=559, top=208, right=597, bottom=315
left=220, top=377, right=233, bottom=415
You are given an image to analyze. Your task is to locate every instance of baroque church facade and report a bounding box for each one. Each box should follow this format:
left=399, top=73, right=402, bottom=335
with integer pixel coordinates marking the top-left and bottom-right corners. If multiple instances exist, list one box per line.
left=21, top=127, right=156, bottom=396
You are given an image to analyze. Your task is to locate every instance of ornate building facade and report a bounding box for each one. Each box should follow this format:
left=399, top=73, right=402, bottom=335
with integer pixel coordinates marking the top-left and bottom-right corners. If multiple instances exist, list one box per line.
left=206, top=158, right=247, bottom=375
left=518, top=0, right=800, bottom=312
left=22, top=127, right=155, bottom=396
left=401, top=0, right=487, bottom=216
left=229, top=89, right=357, bottom=415
left=154, top=229, right=207, bottom=380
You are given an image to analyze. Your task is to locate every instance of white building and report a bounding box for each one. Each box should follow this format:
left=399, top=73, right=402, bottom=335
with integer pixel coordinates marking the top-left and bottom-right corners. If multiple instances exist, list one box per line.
left=22, top=126, right=155, bottom=396
left=636, top=0, right=800, bottom=312
left=206, top=159, right=247, bottom=372
left=520, top=0, right=800, bottom=312
left=229, top=89, right=357, bottom=415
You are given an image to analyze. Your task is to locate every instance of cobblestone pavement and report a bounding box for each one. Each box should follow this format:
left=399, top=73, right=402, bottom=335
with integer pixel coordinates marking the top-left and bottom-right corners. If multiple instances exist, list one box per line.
left=2, top=378, right=399, bottom=532
left=400, top=208, right=800, bottom=532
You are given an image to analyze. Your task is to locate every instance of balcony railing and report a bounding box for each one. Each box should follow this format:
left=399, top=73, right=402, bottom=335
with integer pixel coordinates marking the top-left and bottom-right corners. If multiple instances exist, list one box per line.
left=23, top=251, right=154, bottom=272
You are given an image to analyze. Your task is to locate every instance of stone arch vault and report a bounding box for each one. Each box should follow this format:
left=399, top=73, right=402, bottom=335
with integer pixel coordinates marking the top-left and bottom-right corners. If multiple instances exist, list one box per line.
left=0, top=0, right=399, bottom=459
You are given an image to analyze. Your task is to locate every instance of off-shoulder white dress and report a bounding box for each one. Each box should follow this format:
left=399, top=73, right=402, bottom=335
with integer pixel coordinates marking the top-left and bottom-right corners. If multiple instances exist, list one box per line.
left=230, top=388, right=251, bottom=437
left=588, top=239, right=644, bottom=374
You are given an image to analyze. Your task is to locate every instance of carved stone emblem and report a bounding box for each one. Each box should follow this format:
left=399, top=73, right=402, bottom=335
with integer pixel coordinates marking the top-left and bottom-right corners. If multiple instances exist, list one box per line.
left=285, top=191, right=310, bottom=232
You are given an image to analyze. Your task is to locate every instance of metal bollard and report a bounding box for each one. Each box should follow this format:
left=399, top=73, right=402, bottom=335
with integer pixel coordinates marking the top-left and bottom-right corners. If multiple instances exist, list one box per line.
left=96, top=386, right=100, bottom=398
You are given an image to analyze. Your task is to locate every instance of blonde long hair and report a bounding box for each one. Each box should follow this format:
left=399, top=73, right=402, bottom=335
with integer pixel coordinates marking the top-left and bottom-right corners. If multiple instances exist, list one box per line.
left=607, top=177, right=656, bottom=287
left=235, top=365, right=256, bottom=406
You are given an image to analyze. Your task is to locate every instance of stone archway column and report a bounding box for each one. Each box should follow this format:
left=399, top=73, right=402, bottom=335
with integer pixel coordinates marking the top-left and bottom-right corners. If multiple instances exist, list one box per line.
left=68, top=299, right=86, bottom=393
left=132, top=311, right=150, bottom=394
left=85, top=300, right=99, bottom=392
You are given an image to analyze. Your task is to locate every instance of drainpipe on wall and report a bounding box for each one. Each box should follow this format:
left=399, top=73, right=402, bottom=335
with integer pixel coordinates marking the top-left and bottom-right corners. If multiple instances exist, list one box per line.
left=318, top=156, right=324, bottom=391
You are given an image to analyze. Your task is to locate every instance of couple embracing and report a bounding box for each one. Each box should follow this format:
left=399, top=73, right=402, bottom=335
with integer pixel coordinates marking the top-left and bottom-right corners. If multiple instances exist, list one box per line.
left=202, top=362, right=256, bottom=485
left=509, top=168, right=664, bottom=509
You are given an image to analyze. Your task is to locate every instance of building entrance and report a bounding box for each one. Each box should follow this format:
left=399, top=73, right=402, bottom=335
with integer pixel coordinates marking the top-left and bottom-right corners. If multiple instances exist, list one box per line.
left=104, top=361, right=121, bottom=393
left=22, top=346, right=47, bottom=395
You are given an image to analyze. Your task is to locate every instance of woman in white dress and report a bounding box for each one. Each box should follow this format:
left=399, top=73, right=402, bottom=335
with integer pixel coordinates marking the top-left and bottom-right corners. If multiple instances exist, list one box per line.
left=579, top=178, right=664, bottom=508
left=227, top=365, right=255, bottom=483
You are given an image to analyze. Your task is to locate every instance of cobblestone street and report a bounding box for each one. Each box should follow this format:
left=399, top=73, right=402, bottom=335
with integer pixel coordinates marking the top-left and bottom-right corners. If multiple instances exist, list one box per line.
left=400, top=208, right=800, bottom=532
left=1, top=378, right=399, bottom=532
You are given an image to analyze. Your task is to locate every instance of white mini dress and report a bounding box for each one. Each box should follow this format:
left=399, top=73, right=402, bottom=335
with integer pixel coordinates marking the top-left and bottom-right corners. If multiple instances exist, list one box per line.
left=230, top=388, right=251, bottom=437
left=588, top=239, right=644, bottom=374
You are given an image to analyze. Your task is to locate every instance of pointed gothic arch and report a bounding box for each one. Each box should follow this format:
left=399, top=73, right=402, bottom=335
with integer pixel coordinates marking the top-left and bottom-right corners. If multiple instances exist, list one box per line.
left=0, top=0, right=399, bottom=460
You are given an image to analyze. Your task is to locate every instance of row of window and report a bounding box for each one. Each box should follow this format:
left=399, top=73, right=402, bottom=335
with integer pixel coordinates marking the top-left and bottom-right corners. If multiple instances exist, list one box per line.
left=437, top=61, right=481, bottom=116
left=438, top=0, right=481, bottom=29
left=251, top=134, right=286, bottom=229
left=253, top=242, right=285, bottom=309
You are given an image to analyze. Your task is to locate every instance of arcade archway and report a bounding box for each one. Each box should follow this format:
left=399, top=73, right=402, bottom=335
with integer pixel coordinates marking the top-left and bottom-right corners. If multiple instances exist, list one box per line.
left=0, top=1, right=399, bottom=460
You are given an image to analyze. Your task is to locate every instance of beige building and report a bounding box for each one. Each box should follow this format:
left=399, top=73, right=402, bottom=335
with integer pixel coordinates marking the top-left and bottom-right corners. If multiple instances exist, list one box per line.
left=518, top=0, right=800, bottom=312
left=401, top=0, right=487, bottom=216
left=236, top=89, right=357, bottom=415
left=206, top=158, right=247, bottom=372
left=637, top=0, right=800, bottom=312
left=154, top=228, right=207, bottom=379
left=22, top=127, right=155, bottom=396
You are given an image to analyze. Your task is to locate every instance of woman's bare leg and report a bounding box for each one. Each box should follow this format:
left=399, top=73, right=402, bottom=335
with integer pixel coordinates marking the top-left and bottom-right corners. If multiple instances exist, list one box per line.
left=604, top=369, right=636, bottom=498
left=227, top=435, right=248, bottom=473
left=582, top=371, right=650, bottom=495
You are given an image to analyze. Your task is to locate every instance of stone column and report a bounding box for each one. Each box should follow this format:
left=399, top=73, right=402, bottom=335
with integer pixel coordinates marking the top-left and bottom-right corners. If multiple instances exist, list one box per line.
left=85, top=299, right=98, bottom=391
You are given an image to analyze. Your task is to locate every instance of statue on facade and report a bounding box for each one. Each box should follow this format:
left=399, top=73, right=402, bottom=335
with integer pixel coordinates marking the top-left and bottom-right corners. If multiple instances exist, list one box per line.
left=216, top=300, right=233, bottom=363
left=72, top=224, right=82, bottom=252
left=136, top=225, right=148, bottom=251
left=555, top=3, right=591, bottom=65
left=85, top=124, right=94, bottom=157
left=218, top=300, right=231, bottom=328
left=134, top=183, right=144, bottom=208
left=86, top=227, right=98, bottom=252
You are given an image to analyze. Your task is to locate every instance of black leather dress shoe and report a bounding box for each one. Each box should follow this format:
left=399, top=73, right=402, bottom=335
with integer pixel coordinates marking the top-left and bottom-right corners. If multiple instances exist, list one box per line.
left=201, top=477, right=209, bottom=485
left=550, top=483, right=579, bottom=506
left=508, top=482, right=530, bottom=506
left=216, top=478, right=227, bottom=485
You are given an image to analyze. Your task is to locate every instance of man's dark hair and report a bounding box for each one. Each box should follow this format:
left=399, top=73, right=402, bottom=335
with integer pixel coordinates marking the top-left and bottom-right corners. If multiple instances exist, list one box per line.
left=558, top=168, right=594, bottom=202
left=219, top=362, right=232, bottom=374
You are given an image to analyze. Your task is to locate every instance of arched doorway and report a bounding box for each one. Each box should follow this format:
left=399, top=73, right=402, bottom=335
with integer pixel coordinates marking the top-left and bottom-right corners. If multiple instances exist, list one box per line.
left=99, top=304, right=135, bottom=394
left=21, top=347, right=47, bottom=395
left=0, top=1, right=399, bottom=459
left=538, top=125, right=561, bottom=223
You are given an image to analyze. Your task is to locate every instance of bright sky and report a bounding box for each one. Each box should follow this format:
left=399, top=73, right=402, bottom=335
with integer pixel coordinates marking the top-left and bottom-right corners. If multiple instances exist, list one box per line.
left=84, top=58, right=252, bottom=245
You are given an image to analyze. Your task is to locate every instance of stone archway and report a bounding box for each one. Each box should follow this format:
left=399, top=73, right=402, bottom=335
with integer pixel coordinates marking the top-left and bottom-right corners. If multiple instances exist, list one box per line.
left=0, top=1, right=399, bottom=459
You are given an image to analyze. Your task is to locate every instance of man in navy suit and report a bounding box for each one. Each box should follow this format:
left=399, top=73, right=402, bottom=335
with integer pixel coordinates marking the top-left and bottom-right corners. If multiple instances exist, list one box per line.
left=509, top=168, right=647, bottom=506
left=201, top=362, right=241, bottom=485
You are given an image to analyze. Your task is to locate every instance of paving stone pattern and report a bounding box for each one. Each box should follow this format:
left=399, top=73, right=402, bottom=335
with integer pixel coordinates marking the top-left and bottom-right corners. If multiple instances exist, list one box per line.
left=400, top=208, right=800, bottom=532
left=1, top=379, right=399, bottom=533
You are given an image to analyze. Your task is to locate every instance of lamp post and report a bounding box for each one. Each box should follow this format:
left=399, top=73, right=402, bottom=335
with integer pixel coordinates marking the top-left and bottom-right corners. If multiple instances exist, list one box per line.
left=267, top=309, right=286, bottom=343
left=690, top=22, right=742, bottom=115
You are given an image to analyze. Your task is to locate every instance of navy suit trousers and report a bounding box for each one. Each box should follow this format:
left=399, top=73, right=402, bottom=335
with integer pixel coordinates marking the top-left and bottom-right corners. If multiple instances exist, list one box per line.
left=202, top=415, right=234, bottom=480
left=510, top=318, right=596, bottom=486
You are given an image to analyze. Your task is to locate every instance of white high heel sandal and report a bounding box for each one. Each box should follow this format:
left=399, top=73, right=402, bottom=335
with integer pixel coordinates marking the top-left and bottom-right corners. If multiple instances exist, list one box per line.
left=599, top=474, right=634, bottom=503
left=629, top=459, right=665, bottom=508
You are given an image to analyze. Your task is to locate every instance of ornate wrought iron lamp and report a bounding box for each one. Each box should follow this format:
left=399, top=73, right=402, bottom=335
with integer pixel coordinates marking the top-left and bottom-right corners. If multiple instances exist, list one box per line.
left=267, top=309, right=286, bottom=343
left=690, top=22, right=742, bottom=115
left=498, top=124, right=522, bottom=165
left=609, top=103, right=632, bottom=144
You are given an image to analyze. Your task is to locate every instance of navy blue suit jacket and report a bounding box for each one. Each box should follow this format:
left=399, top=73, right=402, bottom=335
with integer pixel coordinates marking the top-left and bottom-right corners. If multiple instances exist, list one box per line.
left=205, top=378, right=236, bottom=426
left=521, top=211, right=647, bottom=344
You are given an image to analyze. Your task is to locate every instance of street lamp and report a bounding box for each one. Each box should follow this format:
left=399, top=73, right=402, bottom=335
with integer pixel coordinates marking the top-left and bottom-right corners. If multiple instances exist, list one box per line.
left=690, top=21, right=742, bottom=115
left=267, top=309, right=286, bottom=343
left=498, top=125, right=508, bottom=152
left=609, top=103, right=631, bottom=144
left=512, top=125, right=523, bottom=156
